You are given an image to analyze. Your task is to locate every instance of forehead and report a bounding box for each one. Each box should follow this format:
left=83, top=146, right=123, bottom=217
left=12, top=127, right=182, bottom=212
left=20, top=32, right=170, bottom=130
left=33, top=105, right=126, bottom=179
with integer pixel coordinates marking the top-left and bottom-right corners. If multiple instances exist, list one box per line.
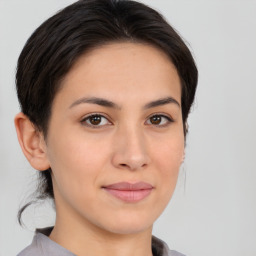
left=55, top=42, right=181, bottom=106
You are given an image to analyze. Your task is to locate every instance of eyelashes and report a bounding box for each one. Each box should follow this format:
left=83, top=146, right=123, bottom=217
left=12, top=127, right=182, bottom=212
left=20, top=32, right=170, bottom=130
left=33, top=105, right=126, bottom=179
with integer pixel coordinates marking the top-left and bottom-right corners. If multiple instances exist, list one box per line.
left=81, top=114, right=111, bottom=128
left=80, top=113, right=174, bottom=129
left=145, top=114, right=173, bottom=127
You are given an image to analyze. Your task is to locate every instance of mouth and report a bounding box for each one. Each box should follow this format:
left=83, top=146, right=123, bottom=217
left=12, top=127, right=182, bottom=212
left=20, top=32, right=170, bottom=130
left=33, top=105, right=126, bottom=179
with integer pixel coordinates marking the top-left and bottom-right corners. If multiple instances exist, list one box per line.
left=102, top=182, right=154, bottom=203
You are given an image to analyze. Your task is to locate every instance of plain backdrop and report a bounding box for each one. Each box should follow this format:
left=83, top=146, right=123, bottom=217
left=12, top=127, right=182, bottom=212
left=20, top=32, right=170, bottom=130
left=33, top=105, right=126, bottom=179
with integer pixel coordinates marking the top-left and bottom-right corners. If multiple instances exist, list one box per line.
left=0, top=0, right=256, bottom=255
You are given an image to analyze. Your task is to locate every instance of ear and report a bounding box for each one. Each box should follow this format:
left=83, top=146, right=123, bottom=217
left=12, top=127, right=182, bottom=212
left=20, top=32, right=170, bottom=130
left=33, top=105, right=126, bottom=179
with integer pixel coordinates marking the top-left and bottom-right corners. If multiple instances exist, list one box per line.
left=14, top=112, right=50, bottom=171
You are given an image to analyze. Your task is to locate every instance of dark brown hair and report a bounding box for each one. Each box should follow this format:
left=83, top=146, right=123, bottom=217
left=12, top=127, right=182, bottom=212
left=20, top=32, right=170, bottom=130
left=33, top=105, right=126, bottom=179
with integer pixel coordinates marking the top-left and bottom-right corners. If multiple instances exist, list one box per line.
left=16, top=0, right=198, bottom=224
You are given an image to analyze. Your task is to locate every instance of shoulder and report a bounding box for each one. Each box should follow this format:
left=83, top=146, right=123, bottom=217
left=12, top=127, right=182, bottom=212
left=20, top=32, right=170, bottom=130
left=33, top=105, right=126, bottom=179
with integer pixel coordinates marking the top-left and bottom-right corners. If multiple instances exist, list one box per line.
left=152, top=236, right=186, bottom=256
left=17, top=234, right=44, bottom=256
left=17, top=229, right=76, bottom=256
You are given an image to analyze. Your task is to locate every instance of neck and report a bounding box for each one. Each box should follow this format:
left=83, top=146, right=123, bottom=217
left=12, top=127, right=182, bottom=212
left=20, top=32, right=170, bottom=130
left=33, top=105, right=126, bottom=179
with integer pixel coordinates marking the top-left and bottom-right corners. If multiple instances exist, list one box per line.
left=49, top=213, right=153, bottom=256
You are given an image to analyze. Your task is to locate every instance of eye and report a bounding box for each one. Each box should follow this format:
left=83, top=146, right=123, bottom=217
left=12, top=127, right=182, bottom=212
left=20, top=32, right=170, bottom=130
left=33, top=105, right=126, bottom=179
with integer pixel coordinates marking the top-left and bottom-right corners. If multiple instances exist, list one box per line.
left=145, top=114, right=173, bottom=127
left=81, top=114, right=111, bottom=128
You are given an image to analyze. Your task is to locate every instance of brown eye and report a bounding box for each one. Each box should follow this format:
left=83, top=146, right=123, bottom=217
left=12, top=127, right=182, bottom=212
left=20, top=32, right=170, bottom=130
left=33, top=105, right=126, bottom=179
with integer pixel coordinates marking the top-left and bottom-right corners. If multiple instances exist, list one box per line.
left=89, top=115, right=102, bottom=125
left=146, top=114, right=173, bottom=127
left=150, top=115, right=161, bottom=125
left=81, top=114, right=111, bottom=127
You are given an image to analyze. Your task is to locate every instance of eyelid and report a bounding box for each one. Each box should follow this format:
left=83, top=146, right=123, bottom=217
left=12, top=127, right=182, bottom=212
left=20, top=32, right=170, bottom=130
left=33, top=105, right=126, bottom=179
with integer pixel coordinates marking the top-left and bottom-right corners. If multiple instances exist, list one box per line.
left=80, top=112, right=113, bottom=128
left=80, top=112, right=174, bottom=129
left=145, top=113, right=174, bottom=127
left=147, top=112, right=174, bottom=120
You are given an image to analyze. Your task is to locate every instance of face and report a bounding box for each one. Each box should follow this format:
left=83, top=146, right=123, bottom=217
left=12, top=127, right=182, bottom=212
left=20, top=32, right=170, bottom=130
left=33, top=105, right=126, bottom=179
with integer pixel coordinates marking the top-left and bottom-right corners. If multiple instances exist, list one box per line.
left=44, top=42, right=184, bottom=235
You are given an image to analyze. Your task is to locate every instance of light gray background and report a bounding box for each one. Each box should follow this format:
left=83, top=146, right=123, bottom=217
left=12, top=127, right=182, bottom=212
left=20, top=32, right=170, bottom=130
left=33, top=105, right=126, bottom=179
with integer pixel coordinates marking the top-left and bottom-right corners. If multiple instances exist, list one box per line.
left=0, top=0, right=255, bottom=255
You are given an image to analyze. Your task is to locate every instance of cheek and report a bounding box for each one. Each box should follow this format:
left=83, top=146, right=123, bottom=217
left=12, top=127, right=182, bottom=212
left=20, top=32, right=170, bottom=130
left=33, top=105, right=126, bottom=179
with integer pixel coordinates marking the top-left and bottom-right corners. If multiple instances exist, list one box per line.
left=46, top=131, right=111, bottom=196
left=153, top=131, right=184, bottom=170
left=46, top=134, right=113, bottom=217
left=151, top=133, right=184, bottom=193
left=154, top=147, right=182, bottom=186
left=48, top=128, right=109, bottom=168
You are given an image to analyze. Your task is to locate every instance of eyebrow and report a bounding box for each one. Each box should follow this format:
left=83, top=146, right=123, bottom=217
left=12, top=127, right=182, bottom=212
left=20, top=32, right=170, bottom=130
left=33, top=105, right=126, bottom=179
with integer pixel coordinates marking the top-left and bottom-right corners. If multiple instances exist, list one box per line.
left=69, top=96, right=180, bottom=109
left=69, top=97, right=120, bottom=109
left=143, top=97, right=180, bottom=109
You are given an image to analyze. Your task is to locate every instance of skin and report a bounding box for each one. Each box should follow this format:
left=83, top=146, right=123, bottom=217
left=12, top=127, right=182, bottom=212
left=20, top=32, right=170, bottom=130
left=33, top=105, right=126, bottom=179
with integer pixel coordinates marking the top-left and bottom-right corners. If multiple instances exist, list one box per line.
left=15, top=42, right=184, bottom=256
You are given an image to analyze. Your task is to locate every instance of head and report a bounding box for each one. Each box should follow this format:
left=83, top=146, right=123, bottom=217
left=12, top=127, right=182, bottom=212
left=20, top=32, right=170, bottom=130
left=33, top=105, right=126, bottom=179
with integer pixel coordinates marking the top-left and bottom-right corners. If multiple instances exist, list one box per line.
left=15, top=0, right=197, bottom=232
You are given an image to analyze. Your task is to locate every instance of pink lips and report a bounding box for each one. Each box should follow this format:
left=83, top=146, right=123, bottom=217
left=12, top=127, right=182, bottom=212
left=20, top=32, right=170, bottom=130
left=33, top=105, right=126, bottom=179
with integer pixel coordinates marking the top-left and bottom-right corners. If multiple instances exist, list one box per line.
left=102, top=182, right=153, bottom=203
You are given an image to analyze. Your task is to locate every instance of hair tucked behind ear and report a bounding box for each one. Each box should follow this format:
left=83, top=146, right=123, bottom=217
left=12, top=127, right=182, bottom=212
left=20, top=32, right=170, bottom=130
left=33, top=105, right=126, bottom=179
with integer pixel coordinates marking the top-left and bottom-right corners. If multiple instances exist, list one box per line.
left=16, top=0, right=198, bottom=225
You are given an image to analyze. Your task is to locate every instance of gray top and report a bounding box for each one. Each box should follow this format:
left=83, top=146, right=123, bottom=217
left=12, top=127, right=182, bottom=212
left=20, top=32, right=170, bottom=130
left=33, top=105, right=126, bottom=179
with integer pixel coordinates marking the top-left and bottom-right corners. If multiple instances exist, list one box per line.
left=17, top=227, right=185, bottom=256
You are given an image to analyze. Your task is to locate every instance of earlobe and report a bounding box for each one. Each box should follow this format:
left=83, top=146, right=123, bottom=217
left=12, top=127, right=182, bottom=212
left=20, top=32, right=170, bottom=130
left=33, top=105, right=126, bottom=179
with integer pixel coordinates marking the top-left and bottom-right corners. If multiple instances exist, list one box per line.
left=14, top=112, right=50, bottom=171
left=181, top=152, right=185, bottom=164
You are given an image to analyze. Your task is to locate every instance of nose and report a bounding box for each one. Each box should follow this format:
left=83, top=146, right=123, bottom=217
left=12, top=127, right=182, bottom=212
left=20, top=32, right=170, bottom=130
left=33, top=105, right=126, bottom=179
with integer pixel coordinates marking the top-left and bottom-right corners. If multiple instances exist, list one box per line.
left=111, top=126, right=151, bottom=171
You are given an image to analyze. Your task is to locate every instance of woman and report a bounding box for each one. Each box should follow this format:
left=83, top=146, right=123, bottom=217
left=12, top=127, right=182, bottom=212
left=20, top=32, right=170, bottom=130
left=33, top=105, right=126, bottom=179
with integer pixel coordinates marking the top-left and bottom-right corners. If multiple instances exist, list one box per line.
left=14, top=0, right=198, bottom=255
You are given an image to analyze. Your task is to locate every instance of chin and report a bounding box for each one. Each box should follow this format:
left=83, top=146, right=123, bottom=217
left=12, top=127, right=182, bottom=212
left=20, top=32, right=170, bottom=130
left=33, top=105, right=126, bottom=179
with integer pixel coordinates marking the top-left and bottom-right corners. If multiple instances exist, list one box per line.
left=97, top=214, right=154, bottom=235
left=107, top=224, right=152, bottom=235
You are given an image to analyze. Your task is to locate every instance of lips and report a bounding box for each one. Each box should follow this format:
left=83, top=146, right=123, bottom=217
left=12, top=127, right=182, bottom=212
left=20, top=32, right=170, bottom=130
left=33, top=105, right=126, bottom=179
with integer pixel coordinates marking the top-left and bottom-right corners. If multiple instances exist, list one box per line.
left=102, top=182, right=153, bottom=203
